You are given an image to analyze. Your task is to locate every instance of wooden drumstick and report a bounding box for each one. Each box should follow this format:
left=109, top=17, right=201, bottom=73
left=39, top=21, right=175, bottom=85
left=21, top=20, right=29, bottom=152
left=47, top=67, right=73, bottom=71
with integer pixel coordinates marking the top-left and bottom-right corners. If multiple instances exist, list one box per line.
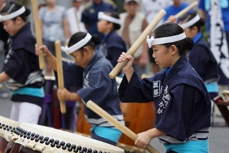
left=31, top=0, right=45, bottom=69
left=0, top=84, right=2, bottom=89
left=87, top=100, right=159, bottom=153
left=165, top=1, right=198, bottom=23
left=174, top=1, right=198, bottom=19
left=109, top=9, right=166, bottom=79
left=55, top=40, right=66, bottom=114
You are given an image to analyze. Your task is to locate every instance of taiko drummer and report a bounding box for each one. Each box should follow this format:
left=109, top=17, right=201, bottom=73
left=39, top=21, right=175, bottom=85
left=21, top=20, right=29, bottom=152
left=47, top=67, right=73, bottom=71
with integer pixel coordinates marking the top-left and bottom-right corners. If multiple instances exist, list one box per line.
left=118, top=22, right=211, bottom=153
left=36, top=32, right=124, bottom=146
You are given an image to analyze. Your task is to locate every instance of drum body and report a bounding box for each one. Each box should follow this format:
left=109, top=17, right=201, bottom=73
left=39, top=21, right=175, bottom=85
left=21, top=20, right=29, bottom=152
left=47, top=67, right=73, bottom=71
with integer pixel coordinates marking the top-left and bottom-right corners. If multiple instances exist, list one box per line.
left=0, top=116, right=20, bottom=153
left=119, top=102, right=156, bottom=146
left=5, top=123, right=124, bottom=153
left=76, top=104, right=91, bottom=135
left=76, top=102, right=156, bottom=146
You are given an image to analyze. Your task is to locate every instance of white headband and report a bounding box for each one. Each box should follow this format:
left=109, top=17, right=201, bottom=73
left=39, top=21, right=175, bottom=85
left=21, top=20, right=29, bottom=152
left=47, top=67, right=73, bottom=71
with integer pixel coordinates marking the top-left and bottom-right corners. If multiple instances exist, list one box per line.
left=98, top=12, right=120, bottom=25
left=180, top=15, right=200, bottom=29
left=0, top=6, right=26, bottom=22
left=61, top=33, right=92, bottom=55
left=147, top=32, right=186, bottom=48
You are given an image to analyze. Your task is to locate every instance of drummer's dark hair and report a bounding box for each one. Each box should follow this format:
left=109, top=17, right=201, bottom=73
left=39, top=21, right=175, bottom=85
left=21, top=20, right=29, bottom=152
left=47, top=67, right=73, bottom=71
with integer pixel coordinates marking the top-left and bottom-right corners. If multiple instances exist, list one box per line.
left=104, top=11, right=121, bottom=30
left=180, top=12, right=205, bottom=32
left=153, top=22, right=194, bottom=56
left=0, top=2, right=30, bottom=22
left=68, top=32, right=101, bottom=51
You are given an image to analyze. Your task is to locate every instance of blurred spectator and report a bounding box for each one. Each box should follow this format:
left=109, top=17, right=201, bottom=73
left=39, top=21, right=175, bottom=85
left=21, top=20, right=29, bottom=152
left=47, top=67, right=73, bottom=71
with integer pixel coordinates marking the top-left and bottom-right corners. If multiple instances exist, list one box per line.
left=38, top=3, right=46, bottom=10
left=81, top=0, right=117, bottom=38
left=141, top=0, right=172, bottom=75
left=97, top=11, right=127, bottom=70
left=118, top=0, right=149, bottom=76
left=163, top=0, right=191, bottom=22
left=39, top=0, right=70, bottom=76
left=66, top=0, right=87, bottom=36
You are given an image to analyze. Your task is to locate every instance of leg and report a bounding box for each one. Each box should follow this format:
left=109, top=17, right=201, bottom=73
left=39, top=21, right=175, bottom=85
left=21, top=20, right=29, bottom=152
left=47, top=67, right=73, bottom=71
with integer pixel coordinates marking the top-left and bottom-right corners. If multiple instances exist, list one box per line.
left=10, top=102, right=20, bottom=121
left=17, top=102, right=42, bottom=124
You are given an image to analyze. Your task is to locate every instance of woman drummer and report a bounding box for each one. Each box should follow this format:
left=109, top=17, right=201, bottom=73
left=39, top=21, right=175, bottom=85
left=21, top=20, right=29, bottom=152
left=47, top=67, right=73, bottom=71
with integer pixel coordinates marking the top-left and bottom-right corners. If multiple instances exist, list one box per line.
left=118, top=22, right=211, bottom=152
left=35, top=32, right=124, bottom=146
left=0, top=2, right=44, bottom=124
left=179, top=12, right=219, bottom=100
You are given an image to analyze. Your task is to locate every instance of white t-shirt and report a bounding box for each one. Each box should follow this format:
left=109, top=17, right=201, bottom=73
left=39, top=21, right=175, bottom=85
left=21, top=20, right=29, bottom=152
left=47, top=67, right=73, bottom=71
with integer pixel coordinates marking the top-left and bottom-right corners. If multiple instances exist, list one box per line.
left=66, top=6, right=87, bottom=35
left=141, top=0, right=173, bottom=25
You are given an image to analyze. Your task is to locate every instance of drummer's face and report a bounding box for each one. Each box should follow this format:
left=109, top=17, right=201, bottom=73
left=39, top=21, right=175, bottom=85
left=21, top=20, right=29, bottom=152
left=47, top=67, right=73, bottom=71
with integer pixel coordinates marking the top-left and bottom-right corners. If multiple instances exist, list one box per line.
left=152, top=44, right=177, bottom=68
left=3, top=19, right=18, bottom=36
left=70, top=47, right=90, bottom=68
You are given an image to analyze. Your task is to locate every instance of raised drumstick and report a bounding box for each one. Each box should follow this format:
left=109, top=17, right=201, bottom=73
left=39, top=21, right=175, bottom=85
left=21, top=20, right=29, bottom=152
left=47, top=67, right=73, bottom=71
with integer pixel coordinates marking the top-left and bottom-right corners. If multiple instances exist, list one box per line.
left=109, top=1, right=199, bottom=79
left=55, top=40, right=66, bottom=114
left=87, top=100, right=159, bottom=153
left=31, top=0, right=45, bottom=69
left=174, top=1, right=198, bottom=19
left=109, top=9, right=166, bottom=79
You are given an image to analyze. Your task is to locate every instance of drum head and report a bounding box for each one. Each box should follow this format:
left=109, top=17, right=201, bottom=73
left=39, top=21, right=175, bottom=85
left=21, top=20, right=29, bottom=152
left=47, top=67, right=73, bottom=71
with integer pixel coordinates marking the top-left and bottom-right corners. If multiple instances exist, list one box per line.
left=9, top=123, right=124, bottom=153
left=0, top=116, right=20, bottom=142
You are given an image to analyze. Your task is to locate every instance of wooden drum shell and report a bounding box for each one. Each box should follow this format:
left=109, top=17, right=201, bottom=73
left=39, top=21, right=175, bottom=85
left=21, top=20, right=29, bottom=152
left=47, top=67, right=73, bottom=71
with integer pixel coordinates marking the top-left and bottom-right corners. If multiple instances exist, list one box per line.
left=76, top=102, right=156, bottom=146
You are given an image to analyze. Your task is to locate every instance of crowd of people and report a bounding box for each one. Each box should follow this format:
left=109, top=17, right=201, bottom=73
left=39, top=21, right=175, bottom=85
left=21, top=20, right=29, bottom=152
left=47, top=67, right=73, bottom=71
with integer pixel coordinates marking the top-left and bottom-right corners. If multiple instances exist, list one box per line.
left=0, top=0, right=229, bottom=152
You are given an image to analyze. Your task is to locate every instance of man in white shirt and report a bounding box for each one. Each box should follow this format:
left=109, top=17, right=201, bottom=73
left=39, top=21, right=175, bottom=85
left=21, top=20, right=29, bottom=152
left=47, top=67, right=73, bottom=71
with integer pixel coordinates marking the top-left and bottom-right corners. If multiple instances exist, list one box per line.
left=141, top=0, right=172, bottom=75
left=141, top=0, right=172, bottom=25
left=66, top=0, right=87, bottom=35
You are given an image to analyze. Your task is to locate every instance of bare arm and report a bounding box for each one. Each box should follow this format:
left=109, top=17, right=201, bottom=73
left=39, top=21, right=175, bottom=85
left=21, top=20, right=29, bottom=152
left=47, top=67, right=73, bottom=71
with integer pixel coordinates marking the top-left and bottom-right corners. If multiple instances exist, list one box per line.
left=135, top=128, right=166, bottom=149
left=0, top=72, right=10, bottom=83
left=57, top=88, right=82, bottom=102
left=118, top=52, right=134, bottom=82
left=35, top=44, right=57, bottom=71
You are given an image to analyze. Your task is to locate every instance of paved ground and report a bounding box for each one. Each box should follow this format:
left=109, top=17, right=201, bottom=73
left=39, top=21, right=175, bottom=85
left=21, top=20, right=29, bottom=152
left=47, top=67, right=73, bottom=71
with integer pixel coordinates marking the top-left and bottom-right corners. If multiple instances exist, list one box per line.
left=0, top=96, right=228, bottom=153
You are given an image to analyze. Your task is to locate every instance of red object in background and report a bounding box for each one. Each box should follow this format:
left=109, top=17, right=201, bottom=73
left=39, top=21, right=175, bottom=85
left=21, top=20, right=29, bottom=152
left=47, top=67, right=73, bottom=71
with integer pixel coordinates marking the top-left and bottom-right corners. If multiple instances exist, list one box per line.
left=214, top=95, right=224, bottom=103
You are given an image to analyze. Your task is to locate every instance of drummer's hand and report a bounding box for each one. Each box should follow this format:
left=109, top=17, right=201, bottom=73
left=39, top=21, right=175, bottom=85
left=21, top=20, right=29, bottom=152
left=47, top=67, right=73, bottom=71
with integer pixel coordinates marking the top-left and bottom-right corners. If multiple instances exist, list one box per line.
left=57, top=88, right=71, bottom=102
left=135, top=131, right=152, bottom=149
left=166, top=15, right=178, bottom=23
left=35, top=44, right=52, bottom=58
left=117, top=52, right=134, bottom=73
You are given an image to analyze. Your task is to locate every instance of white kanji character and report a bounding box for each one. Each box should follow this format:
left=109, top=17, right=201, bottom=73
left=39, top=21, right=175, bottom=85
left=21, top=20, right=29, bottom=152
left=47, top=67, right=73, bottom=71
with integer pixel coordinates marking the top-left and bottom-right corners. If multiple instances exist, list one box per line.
left=157, top=108, right=163, bottom=114
left=153, top=81, right=159, bottom=88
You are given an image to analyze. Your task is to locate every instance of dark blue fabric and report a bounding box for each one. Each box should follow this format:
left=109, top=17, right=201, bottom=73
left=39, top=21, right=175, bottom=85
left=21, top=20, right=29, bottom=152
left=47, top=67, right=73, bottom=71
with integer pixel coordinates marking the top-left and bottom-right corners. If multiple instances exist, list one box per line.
left=62, top=51, right=122, bottom=120
left=3, top=23, right=41, bottom=84
left=119, top=56, right=211, bottom=141
left=2, top=23, right=43, bottom=106
left=0, top=23, right=9, bottom=51
left=188, top=36, right=218, bottom=82
left=192, top=32, right=202, bottom=44
left=98, top=30, right=127, bottom=67
left=81, top=1, right=116, bottom=38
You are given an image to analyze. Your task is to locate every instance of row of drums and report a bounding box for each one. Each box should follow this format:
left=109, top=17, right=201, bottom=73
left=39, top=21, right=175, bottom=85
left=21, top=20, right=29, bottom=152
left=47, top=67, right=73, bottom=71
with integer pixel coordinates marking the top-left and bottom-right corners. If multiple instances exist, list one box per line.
left=76, top=77, right=156, bottom=152
left=0, top=116, right=124, bottom=153
left=0, top=103, right=155, bottom=153
left=0, top=77, right=157, bottom=153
